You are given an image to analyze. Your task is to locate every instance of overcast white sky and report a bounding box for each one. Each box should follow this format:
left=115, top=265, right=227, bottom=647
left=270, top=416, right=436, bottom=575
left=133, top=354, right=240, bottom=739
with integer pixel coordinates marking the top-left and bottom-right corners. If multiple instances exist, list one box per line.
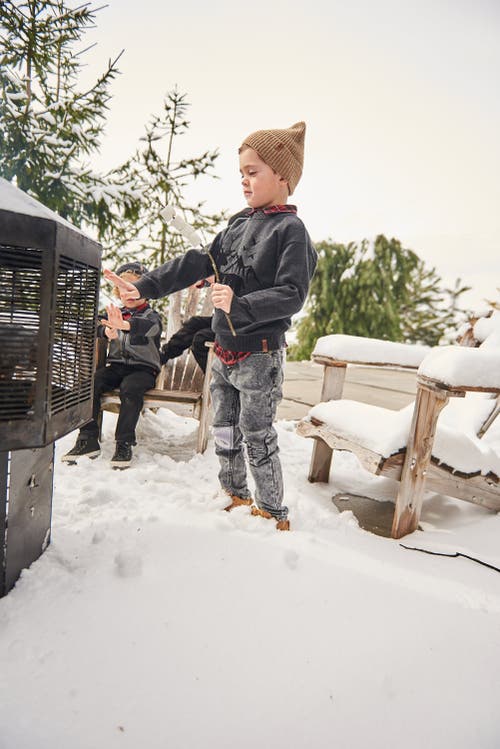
left=82, top=0, right=500, bottom=309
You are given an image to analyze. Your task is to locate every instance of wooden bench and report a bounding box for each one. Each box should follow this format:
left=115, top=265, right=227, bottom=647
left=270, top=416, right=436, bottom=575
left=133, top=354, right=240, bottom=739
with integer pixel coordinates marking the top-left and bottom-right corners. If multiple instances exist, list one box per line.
left=96, top=285, right=214, bottom=453
left=297, top=315, right=500, bottom=538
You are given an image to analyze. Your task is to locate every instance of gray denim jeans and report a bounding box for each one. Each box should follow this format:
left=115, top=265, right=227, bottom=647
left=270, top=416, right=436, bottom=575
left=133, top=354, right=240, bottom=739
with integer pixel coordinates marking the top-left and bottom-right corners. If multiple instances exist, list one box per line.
left=210, top=349, right=288, bottom=521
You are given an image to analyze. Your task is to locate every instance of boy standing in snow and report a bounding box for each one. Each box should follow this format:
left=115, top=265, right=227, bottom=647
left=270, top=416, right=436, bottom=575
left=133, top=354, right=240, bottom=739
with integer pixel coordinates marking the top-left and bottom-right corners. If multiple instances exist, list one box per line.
left=106, top=122, right=317, bottom=527
left=62, top=262, right=162, bottom=469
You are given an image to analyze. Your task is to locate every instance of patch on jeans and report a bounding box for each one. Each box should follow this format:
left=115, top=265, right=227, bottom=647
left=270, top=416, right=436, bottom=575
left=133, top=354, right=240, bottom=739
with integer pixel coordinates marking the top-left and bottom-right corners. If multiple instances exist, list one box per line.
left=213, top=425, right=234, bottom=450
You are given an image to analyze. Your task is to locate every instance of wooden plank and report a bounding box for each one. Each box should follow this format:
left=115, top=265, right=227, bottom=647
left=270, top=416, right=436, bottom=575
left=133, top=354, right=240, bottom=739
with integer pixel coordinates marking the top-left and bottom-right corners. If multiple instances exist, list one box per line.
left=312, top=355, right=420, bottom=371
left=422, top=465, right=500, bottom=510
left=477, top=395, right=500, bottom=438
left=180, top=351, right=203, bottom=392
left=391, top=385, right=449, bottom=538
left=307, top=363, right=347, bottom=482
left=201, top=289, right=214, bottom=315
left=171, top=349, right=188, bottom=390
left=297, top=420, right=386, bottom=476
left=418, top=374, right=500, bottom=395
left=166, top=290, right=182, bottom=340
left=320, top=363, right=347, bottom=401
left=101, top=389, right=201, bottom=405
left=196, top=343, right=214, bottom=453
left=184, top=285, right=200, bottom=319
left=312, top=356, right=349, bottom=368
left=94, top=338, right=107, bottom=369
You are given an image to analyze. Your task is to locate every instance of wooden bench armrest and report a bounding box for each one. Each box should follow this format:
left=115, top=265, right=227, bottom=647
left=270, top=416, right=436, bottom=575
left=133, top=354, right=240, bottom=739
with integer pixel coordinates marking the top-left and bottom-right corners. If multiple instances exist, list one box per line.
left=312, top=334, right=428, bottom=371
left=417, top=346, right=500, bottom=394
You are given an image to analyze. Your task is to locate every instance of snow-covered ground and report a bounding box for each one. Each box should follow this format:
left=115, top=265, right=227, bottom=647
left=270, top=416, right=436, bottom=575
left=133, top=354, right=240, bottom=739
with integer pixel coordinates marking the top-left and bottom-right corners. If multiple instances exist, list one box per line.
left=1, top=407, right=500, bottom=749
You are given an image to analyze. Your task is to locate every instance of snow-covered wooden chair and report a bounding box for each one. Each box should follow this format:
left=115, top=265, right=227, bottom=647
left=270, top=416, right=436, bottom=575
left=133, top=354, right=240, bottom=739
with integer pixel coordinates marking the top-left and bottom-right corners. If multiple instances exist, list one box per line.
left=297, top=312, right=500, bottom=538
left=96, top=284, right=214, bottom=453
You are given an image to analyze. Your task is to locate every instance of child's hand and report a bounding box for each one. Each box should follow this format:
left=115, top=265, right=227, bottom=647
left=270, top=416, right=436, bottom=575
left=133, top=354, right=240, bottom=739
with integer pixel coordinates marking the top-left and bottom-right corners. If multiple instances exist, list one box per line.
left=102, top=303, right=131, bottom=331
left=103, top=269, right=140, bottom=302
left=212, top=283, right=233, bottom=314
left=104, top=326, right=118, bottom=340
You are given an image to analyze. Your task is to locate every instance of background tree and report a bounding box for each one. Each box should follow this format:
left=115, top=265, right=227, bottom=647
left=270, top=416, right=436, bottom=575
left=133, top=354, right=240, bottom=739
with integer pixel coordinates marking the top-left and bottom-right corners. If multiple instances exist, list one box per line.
left=103, top=88, right=224, bottom=276
left=400, top=269, right=470, bottom=346
left=0, top=3, right=224, bottom=305
left=0, top=0, right=137, bottom=233
left=289, top=235, right=470, bottom=360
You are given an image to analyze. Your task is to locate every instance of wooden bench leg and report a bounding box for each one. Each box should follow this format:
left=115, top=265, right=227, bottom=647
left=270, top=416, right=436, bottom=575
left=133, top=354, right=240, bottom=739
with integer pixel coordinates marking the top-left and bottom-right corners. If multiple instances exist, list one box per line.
left=306, top=362, right=346, bottom=483
left=96, top=403, right=103, bottom=440
left=391, top=385, right=449, bottom=538
left=197, top=399, right=210, bottom=453
left=196, top=343, right=214, bottom=453
left=308, top=439, right=333, bottom=483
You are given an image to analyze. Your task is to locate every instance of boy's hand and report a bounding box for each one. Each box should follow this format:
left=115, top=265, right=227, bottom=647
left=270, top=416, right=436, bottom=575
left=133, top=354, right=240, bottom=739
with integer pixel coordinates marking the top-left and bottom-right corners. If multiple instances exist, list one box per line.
left=104, top=326, right=118, bottom=340
left=103, top=269, right=140, bottom=301
left=101, top=303, right=131, bottom=331
left=212, top=283, right=233, bottom=314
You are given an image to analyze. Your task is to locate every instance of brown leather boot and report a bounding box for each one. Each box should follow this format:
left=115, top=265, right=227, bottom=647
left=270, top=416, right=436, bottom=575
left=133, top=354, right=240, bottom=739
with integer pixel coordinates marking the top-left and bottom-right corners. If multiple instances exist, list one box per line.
left=223, top=494, right=253, bottom=512
left=251, top=506, right=290, bottom=531
left=276, top=519, right=290, bottom=531
left=250, top=507, right=273, bottom=520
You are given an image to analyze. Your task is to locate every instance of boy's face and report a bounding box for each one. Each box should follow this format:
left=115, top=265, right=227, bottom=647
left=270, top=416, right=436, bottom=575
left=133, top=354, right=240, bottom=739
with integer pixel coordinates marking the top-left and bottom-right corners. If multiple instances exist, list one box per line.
left=239, top=147, right=289, bottom=209
left=116, top=272, right=146, bottom=307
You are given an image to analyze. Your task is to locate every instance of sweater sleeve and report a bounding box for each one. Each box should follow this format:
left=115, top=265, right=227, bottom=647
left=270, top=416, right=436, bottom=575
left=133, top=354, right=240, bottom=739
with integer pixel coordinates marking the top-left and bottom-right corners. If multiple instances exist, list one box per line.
left=133, top=249, right=214, bottom=300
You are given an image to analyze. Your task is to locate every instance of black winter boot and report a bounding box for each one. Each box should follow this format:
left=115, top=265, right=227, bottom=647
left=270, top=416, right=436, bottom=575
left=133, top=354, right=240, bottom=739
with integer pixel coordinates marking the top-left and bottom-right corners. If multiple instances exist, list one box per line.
left=61, top=435, right=101, bottom=464
left=110, top=441, right=133, bottom=469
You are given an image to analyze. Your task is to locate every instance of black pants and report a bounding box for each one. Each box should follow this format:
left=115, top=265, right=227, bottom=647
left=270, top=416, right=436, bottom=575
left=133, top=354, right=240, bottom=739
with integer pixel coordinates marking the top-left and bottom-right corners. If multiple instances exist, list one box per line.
left=191, top=327, right=216, bottom=372
left=80, top=363, right=157, bottom=444
left=161, top=315, right=214, bottom=373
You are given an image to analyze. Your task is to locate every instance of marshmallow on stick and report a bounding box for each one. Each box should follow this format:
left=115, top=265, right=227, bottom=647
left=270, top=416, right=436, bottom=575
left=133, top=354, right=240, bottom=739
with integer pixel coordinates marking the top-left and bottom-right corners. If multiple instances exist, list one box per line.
left=159, top=206, right=202, bottom=247
left=159, top=205, right=236, bottom=336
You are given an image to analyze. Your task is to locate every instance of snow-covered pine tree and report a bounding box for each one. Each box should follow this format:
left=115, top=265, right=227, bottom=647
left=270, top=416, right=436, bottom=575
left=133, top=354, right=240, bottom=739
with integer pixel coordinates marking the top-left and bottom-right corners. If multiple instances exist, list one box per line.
left=103, top=88, right=224, bottom=275
left=400, top=266, right=471, bottom=346
left=289, top=235, right=470, bottom=360
left=0, top=0, right=138, bottom=232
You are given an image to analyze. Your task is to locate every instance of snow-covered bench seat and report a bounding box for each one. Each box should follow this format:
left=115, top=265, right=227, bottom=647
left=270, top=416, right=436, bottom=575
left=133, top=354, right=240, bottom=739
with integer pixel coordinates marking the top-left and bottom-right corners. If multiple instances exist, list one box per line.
left=297, top=316, right=500, bottom=538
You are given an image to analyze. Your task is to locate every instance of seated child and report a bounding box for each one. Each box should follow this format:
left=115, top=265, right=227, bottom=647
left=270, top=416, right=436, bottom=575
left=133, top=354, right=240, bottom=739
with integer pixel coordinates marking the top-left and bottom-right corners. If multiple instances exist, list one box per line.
left=62, top=261, right=162, bottom=468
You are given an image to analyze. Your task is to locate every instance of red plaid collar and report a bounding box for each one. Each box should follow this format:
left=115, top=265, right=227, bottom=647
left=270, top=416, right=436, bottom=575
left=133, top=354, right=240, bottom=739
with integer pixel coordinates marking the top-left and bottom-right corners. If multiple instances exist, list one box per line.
left=121, top=301, right=149, bottom=319
left=248, top=205, right=297, bottom=216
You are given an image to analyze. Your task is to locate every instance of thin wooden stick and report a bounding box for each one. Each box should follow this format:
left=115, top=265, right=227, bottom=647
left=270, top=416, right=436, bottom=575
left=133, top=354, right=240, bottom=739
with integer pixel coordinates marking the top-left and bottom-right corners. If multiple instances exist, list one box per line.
left=160, top=206, right=236, bottom=337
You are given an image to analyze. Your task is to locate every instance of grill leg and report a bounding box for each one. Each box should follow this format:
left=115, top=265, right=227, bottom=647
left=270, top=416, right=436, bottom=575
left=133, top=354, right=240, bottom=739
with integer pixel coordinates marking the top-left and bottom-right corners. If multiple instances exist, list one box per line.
left=0, top=445, right=54, bottom=597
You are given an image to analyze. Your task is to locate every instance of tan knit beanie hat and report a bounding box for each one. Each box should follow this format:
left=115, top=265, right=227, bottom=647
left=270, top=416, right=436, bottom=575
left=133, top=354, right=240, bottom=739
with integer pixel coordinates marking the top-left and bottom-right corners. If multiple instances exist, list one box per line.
left=240, top=121, right=306, bottom=195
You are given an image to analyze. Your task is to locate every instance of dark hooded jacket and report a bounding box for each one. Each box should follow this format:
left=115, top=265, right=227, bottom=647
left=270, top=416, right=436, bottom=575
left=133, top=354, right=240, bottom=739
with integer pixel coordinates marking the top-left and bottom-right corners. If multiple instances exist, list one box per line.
left=98, top=302, right=162, bottom=373
left=133, top=208, right=317, bottom=352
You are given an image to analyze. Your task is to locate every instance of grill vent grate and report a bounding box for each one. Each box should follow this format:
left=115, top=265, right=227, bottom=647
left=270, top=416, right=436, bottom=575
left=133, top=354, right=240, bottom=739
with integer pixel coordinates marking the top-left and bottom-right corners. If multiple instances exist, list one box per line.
left=0, top=246, right=99, bottom=422
left=50, top=255, right=99, bottom=415
left=0, top=246, right=42, bottom=420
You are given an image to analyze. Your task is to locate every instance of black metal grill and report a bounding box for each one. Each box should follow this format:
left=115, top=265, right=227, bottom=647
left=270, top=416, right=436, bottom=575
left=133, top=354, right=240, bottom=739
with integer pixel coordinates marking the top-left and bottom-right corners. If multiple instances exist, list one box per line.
left=0, top=178, right=102, bottom=596
left=0, top=246, right=100, bottom=437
